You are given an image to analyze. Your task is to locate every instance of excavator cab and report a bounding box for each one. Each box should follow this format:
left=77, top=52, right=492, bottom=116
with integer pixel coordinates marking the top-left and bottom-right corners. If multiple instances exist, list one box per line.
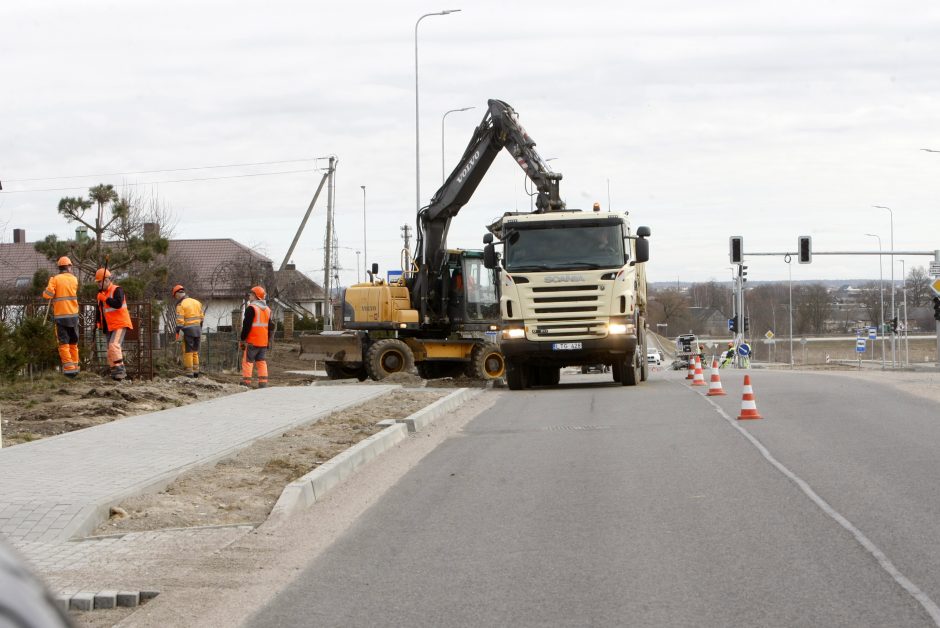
left=444, top=250, right=501, bottom=330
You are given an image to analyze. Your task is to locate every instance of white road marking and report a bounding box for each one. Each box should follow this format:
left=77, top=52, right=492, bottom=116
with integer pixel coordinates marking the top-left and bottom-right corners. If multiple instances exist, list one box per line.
left=692, top=385, right=940, bottom=626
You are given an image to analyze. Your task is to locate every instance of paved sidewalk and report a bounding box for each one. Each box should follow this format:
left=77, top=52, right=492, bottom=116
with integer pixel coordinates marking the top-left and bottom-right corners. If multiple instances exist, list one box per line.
left=0, top=384, right=396, bottom=548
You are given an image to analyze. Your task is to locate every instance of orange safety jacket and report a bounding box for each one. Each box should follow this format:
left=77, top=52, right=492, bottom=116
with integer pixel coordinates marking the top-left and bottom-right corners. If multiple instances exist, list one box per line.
left=244, top=301, right=270, bottom=347
left=42, top=272, right=79, bottom=319
left=96, top=284, right=133, bottom=331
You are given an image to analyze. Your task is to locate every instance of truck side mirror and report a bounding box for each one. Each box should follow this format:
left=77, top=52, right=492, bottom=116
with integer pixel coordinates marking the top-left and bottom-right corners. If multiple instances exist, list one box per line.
left=635, top=237, right=649, bottom=264
left=636, top=225, right=651, bottom=238
left=368, top=262, right=379, bottom=282
left=483, top=243, right=497, bottom=269
left=483, top=233, right=494, bottom=244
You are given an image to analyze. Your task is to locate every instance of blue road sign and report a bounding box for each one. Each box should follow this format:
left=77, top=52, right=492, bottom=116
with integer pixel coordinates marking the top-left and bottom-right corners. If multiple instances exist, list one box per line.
left=728, top=318, right=735, bottom=330
left=856, top=338, right=867, bottom=353
left=387, top=270, right=403, bottom=283
left=868, top=326, right=877, bottom=340
left=738, top=343, right=751, bottom=357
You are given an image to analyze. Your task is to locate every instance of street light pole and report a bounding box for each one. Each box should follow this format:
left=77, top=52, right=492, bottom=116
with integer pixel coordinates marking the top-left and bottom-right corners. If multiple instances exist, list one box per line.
left=899, top=258, right=909, bottom=365
left=415, top=10, right=461, bottom=227
left=360, top=185, right=367, bottom=278
left=874, top=205, right=895, bottom=367
left=356, top=250, right=361, bottom=283
left=442, top=106, right=474, bottom=184
left=866, top=233, right=885, bottom=369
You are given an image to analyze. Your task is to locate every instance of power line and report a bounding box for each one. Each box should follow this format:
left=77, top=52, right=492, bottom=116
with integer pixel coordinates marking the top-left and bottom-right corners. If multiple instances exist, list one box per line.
left=3, top=157, right=323, bottom=183
left=0, top=168, right=321, bottom=194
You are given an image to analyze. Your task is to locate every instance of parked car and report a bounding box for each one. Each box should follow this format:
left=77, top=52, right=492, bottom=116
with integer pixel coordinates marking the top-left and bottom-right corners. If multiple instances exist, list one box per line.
left=581, top=364, right=609, bottom=374
left=647, top=349, right=662, bottom=365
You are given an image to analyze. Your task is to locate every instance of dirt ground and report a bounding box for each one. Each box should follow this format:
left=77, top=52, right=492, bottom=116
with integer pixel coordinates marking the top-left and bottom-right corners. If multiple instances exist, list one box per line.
left=91, top=388, right=449, bottom=535
left=0, top=341, right=329, bottom=447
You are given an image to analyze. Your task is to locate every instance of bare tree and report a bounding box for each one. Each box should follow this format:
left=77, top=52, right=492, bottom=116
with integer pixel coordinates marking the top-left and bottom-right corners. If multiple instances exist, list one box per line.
left=795, top=283, right=832, bottom=334
left=906, top=265, right=932, bottom=308
left=648, top=288, right=692, bottom=334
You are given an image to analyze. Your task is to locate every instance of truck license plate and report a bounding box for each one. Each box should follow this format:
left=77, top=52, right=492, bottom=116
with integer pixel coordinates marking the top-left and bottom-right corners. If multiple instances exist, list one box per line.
left=552, top=342, right=582, bottom=350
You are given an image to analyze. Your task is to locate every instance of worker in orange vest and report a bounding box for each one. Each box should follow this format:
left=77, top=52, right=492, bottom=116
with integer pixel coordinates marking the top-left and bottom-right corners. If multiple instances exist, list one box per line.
left=95, top=268, right=133, bottom=381
left=42, top=256, right=81, bottom=377
left=240, top=285, right=271, bottom=388
left=172, top=284, right=204, bottom=378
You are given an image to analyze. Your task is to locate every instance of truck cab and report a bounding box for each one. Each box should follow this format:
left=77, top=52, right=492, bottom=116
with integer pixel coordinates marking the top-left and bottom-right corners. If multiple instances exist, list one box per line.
left=485, top=209, right=650, bottom=389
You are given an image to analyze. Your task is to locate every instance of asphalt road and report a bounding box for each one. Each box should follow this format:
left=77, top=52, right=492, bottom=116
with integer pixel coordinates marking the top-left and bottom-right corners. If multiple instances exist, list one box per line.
left=245, top=368, right=940, bottom=627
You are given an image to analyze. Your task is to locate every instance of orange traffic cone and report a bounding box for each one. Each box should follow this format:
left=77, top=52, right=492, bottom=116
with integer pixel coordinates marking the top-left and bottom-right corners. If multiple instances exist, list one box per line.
left=706, top=358, right=726, bottom=396
left=691, top=355, right=706, bottom=386
left=686, top=356, right=695, bottom=380
left=737, top=375, right=763, bottom=420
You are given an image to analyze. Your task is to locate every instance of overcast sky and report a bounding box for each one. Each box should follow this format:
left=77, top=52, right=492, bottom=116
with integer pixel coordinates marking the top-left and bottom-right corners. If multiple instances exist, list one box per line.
left=2, top=0, right=939, bottom=288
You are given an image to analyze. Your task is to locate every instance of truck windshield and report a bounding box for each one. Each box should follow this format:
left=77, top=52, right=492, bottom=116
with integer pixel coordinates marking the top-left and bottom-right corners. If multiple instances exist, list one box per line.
left=504, top=223, right=625, bottom=272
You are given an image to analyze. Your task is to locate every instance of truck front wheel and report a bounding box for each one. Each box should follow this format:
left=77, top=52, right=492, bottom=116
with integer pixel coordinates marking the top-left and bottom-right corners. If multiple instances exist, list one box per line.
left=505, top=359, right=527, bottom=390
left=366, top=339, right=415, bottom=380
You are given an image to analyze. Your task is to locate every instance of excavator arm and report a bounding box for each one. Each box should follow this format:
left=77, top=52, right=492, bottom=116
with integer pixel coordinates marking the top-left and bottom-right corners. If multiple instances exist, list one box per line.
left=412, top=99, right=563, bottom=322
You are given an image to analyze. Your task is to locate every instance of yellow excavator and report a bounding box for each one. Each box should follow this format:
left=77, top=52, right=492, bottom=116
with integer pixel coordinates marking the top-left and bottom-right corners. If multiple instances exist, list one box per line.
left=300, top=99, right=563, bottom=381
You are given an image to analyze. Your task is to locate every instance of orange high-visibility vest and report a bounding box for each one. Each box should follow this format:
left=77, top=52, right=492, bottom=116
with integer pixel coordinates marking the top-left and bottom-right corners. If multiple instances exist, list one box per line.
left=245, top=302, right=270, bottom=347
left=42, top=272, right=79, bottom=319
left=97, top=284, right=133, bottom=330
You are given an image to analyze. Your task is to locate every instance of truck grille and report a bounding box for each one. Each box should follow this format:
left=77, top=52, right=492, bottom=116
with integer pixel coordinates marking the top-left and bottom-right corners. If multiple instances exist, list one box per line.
left=521, top=283, right=610, bottom=340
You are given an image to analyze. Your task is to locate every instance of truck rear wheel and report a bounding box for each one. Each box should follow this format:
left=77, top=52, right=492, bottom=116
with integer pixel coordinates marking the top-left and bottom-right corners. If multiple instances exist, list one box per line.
left=466, top=343, right=505, bottom=380
left=538, top=366, right=560, bottom=386
left=619, top=352, right=639, bottom=386
left=505, top=358, right=527, bottom=390
left=366, top=339, right=415, bottom=380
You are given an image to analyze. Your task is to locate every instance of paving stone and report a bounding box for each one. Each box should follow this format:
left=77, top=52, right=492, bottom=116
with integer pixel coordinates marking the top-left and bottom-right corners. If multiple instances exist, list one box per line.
left=94, top=590, right=118, bottom=609
left=69, top=592, right=95, bottom=611
left=116, top=591, right=140, bottom=607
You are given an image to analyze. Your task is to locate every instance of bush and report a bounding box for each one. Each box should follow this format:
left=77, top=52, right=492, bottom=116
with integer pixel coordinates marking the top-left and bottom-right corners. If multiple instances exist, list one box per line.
left=13, top=316, right=60, bottom=373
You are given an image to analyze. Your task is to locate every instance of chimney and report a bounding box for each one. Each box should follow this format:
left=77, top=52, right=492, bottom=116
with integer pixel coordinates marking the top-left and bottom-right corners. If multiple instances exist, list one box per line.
left=75, top=226, right=89, bottom=242
left=285, top=263, right=296, bottom=271
left=143, top=223, right=159, bottom=238
left=12, top=229, right=25, bottom=244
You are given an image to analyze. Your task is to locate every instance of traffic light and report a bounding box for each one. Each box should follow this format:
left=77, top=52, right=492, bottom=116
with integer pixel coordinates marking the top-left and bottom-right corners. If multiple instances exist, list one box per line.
left=739, top=265, right=748, bottom=283
left=798, top=236, right=812, bottom=264
left=889, top=317, right=898, bottom=334
left=730, top=236, right=743, bottom=264
left=744, top=316, right=750, bottom=332
left=729, top=316, right=739, bottom=333
left=933, top=297, right=940, bottom=322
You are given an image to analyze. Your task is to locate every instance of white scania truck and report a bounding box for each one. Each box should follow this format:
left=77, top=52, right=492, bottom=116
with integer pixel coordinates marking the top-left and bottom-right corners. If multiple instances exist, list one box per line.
left=483, top=208, right=651, bottom=389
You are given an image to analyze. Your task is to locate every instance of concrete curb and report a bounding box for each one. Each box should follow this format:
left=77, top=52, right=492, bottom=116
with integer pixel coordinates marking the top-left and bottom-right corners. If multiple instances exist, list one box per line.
left=266, top=387, right=482, bottom=524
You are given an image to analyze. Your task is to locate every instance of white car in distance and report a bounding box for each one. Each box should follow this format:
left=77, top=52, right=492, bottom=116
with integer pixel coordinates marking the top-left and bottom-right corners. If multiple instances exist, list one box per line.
left=647, top=349, right=662, bottom=365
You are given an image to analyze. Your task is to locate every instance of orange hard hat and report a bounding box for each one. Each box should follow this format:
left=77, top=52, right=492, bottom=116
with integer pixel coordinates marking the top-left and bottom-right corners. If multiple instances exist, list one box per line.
left=57, top=256, right=72, bottom=267
left=250, top=285, right=266, bottom=300
left=95, top=268, right=112, bottom=282
left=172, top=284, right=185, bottom=296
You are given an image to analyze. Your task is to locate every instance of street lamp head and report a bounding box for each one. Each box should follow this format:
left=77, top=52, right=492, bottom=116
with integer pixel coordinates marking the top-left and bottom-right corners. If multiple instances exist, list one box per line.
left=873, top=205, right=892, bottom=211
left=360, top=185, right=366, bottom=191
left=440, top=9, right=462, bottom=14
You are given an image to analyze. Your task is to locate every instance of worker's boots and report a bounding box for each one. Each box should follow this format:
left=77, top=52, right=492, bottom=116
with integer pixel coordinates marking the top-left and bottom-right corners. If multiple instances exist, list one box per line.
left=111, top=364, right=127, bottom=381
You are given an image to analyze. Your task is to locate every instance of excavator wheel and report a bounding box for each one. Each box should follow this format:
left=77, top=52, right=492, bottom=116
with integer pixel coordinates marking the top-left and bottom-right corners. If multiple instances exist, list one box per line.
left=365, top=339, right=415, bottom=380
left=325, top=362, right=367, bottom=381
left=465, top=343, right=505, bottom=380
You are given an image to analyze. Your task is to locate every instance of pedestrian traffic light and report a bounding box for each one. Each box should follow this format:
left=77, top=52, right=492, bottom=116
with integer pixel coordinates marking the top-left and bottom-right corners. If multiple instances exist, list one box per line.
left=730, top=236, right=743, bottom=264
left=933, top=296, right=940, bottom=321
left=729, top=316, right=738, bottom=333
left=744, top=316, right=750, bottom=332
left=798, top=236, right=812, bottom=264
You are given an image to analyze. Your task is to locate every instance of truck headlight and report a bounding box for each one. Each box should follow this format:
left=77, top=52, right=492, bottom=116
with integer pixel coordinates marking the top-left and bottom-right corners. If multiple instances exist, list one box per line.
left=503, top=328, right=525, bottom=339
left=608, top=323, right=634, bottom=335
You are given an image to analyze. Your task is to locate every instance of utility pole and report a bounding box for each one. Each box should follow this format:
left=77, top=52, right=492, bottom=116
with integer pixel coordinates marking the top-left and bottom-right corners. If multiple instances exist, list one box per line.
left=323, top=156, right=336, bottom=330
